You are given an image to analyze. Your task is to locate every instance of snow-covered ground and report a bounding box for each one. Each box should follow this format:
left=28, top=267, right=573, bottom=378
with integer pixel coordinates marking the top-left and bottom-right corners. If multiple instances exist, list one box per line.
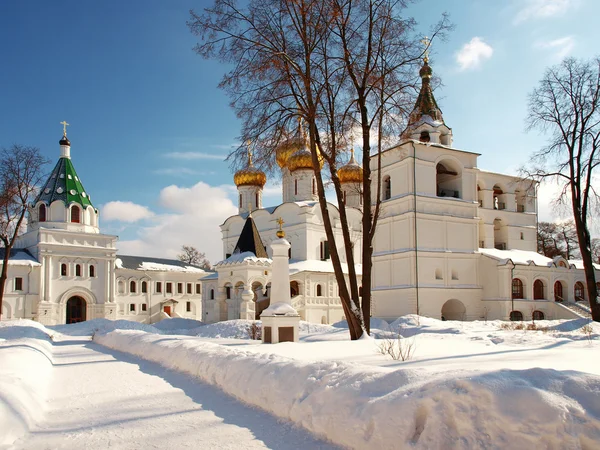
left=2, top=316, right=600, bottom=449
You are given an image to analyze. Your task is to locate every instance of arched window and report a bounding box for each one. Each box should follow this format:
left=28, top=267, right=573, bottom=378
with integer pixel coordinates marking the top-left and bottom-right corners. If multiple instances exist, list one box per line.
left=493, top=185, right=504, bottom=210
left=71, top=205, right=80, bottom=223
left=383, top=176, right=391, bottom=200
left=255, top=192, right=259, bottom=208
left=436, top=161, right=461, bottom=199
left=75, top=264, right=81, bottom=277
left=39, top=204, right=46, bottom=222
left=118, top=280, right=125, bottom=294
left=239, top=193, right=242, bottom=208
left=533, top=280, right=544, bottom=300
left=226, top=286, right=231, bottom=299
left=509, top=311, right=523, bottom=321
left=312, top=178, right=316, bottom=195
left=210, top=289, right=215, bottom=300
left=130, top=280, right=136, bottom=293
left=141, top=281, right=147, bottom=293
left=532, top=310, right=545, bottom=321
left=316, top=284, right=322, bottom=297
left=512, top=278, right=523, bottom=299
left=294, top=179, right=298, bottom=195
left=61, top=263, right=67, bottom=276
left=574, top=282, right=585, bottom=302
left=419, top=131, right=430, bottom=142
left=554, top=281, right=563, bottom=302
left=320, top=241, right=329, bottom=260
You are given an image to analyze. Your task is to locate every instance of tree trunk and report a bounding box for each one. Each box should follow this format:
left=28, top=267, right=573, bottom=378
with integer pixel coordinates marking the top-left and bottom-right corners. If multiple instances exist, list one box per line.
left=360, top=104, right=373, bottom=335
left=572, top=209, right=600, bottom=320
left=0, top=250, right=9, bottom=319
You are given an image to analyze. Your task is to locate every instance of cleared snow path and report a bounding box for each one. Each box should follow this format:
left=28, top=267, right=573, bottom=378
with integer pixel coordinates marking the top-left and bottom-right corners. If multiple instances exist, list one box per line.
left=12, top=337, right=337, bottom=450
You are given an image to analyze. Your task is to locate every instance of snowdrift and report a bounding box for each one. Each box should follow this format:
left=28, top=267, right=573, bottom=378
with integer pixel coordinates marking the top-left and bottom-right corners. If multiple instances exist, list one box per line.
left=0, top=321, right=54, bottom=447
left=95, top=329, right=600, bottom=449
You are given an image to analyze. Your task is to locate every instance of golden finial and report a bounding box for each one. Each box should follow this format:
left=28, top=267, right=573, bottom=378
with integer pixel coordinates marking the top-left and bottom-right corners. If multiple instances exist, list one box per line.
left=421, top=36, right=431, bottom=63
left=60, top=121, right=70, bottom=137
left=246, top=140, right=253, bottom=166
left=276, top=217, right=285, bottom=238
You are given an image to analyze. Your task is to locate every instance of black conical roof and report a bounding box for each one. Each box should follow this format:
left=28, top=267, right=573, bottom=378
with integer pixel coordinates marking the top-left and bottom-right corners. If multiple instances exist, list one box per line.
left=233, top=215, right=268, bottom=258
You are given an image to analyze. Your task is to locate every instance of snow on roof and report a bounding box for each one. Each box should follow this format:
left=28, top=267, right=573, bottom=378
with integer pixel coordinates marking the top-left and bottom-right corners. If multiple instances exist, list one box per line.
left=289, top=259, right=362, bottom=276
left=479, top=248, right=554, bottom=267
left=116, top=255, right=207, bottom=273
left=569, top=259, right=600, bottom=271
left=215, top=251, right=272, bottom=267
left=0, top=249, right=41, bottom=267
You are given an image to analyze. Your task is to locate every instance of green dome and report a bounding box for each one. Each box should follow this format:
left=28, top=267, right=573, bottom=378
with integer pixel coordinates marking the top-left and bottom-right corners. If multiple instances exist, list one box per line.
left=35, top=157, right=94, bottom=210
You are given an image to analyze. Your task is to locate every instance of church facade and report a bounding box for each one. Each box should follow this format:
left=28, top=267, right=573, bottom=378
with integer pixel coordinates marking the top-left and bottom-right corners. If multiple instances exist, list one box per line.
left=1, top=133, right=207, bottom=325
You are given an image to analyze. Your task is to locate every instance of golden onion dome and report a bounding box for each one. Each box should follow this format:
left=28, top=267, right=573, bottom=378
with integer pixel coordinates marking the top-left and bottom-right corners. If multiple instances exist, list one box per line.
left=338, top=149, right=363, bottom=183
left=234, top=149, right=267, bottom=187
left=287, top=146, right=325, bottom=172
left=276, top=136, right=305, bottom=168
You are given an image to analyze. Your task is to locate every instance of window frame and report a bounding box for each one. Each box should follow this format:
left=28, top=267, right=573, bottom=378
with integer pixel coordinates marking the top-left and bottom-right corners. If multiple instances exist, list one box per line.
left=14, top=277, right=23, bottom=291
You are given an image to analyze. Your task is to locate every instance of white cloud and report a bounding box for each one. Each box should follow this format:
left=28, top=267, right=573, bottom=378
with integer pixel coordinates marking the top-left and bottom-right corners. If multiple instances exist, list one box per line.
left=165, top=151, right=225, bottom=160
left=456, top=37, right=494, bottom=71
left=116, top=182, right=238, bottom=264
left=534, top=36, right=575, bottom=60
left=101, top=201, right=154, bottom=223
left=513, top=0, right=577, bottom=24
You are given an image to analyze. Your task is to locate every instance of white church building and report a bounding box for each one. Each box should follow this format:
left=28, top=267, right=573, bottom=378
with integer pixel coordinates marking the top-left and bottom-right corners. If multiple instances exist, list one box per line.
left=1, top=132, right=208, bottom=325
left=1, top=57, right=599, bottom=326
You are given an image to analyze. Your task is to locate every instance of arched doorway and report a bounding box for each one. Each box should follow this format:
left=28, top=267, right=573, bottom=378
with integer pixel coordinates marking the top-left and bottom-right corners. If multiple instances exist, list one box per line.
left=66, top=296, right=86, bottom=324
left=441, top=299, right=466, bottom=321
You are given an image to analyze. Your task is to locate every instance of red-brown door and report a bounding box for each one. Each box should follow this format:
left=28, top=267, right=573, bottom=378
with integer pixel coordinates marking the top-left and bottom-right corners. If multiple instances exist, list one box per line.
left=164, top=306, right=171, bottom=316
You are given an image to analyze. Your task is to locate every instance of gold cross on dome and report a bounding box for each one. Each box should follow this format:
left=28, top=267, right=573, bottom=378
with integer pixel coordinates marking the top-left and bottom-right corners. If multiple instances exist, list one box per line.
left=60, top=121, right=70, bottom=137
left=276, top=217, right=285, bottom=238
left=276, top=217, right=284, bottom=229
left=246, top=140, right=253, bottom=165
left=421, top=36, right=431, bottom=62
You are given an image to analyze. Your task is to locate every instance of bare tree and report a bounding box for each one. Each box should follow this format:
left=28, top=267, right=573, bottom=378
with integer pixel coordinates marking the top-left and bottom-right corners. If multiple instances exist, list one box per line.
left=177, top=245, right=212, bottom=270
left=526, top=57, right=600, bottom=320
left=0, top=145, right=49, bottom=317
left=537, top=220, right=580, bottom=259
left=189, top=0, right=449, bottom=338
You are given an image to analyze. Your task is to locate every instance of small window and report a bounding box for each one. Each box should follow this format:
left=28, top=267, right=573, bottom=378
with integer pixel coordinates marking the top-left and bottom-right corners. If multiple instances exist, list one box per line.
left=130, top=281, right=136, bottom=293
left=75, top=264, right=81, bottom=277
left=288, top=247, right=292, bottom=259
left=316, top=284, right=322, bottom=296
left=187, top=283, right=192, bottom=294
left=130, top=304, right=136, bottom=312
left=210, top=289, right=215, bottom=300
left=226, top=286, right=231, bottom=299
left=532, top=310, right=545, bottom=321
left=239, top=193, right=242, bottom=208
left=312, top=178, right=316, bottom=195
left=177, top=282, right=183, bottom=294
left=89, top=265, right=95, bottom=277
left=156, top=282, right=162, bottom=293
left=39, top=204, right=46, bottom=222
left=141, top=281, right=147, bottom=293
left=320, top=241, right=330, bottom=261
left=295, top=179, right=298, bottom=195
left=61, top=263, right=67, bottom=276
left=118, top=280, right=125, bottom=294
left=71, top=205, right=80, bottom=223
left=141, top=303, right=147, bottom=312
left=520, top=232, right=524, bottom=240
left=255, top=192, right=259, bottom=207
left=186, top=301, right=191, bottom=312
left=15, top=277, right=23, bottom=291
left=383, top=176, right=391, bottom=200
left=166, top=282, right=172, bottom=294
left=195, top=284, right=201, bottom=294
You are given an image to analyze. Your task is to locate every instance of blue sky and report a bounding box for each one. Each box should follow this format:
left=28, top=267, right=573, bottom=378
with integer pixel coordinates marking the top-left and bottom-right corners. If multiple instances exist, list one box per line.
left=1, top=0, right=597, bottom=262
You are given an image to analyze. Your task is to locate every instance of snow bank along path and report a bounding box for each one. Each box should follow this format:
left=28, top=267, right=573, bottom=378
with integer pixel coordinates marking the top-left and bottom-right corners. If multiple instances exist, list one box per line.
left=96, top=330, right=600, bottom=450
left=0, top=328, right=337, bottom=449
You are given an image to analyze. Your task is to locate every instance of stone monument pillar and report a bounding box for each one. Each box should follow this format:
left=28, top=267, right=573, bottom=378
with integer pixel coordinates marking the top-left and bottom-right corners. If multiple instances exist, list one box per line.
left=261, top=218, right=300, bottom=343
